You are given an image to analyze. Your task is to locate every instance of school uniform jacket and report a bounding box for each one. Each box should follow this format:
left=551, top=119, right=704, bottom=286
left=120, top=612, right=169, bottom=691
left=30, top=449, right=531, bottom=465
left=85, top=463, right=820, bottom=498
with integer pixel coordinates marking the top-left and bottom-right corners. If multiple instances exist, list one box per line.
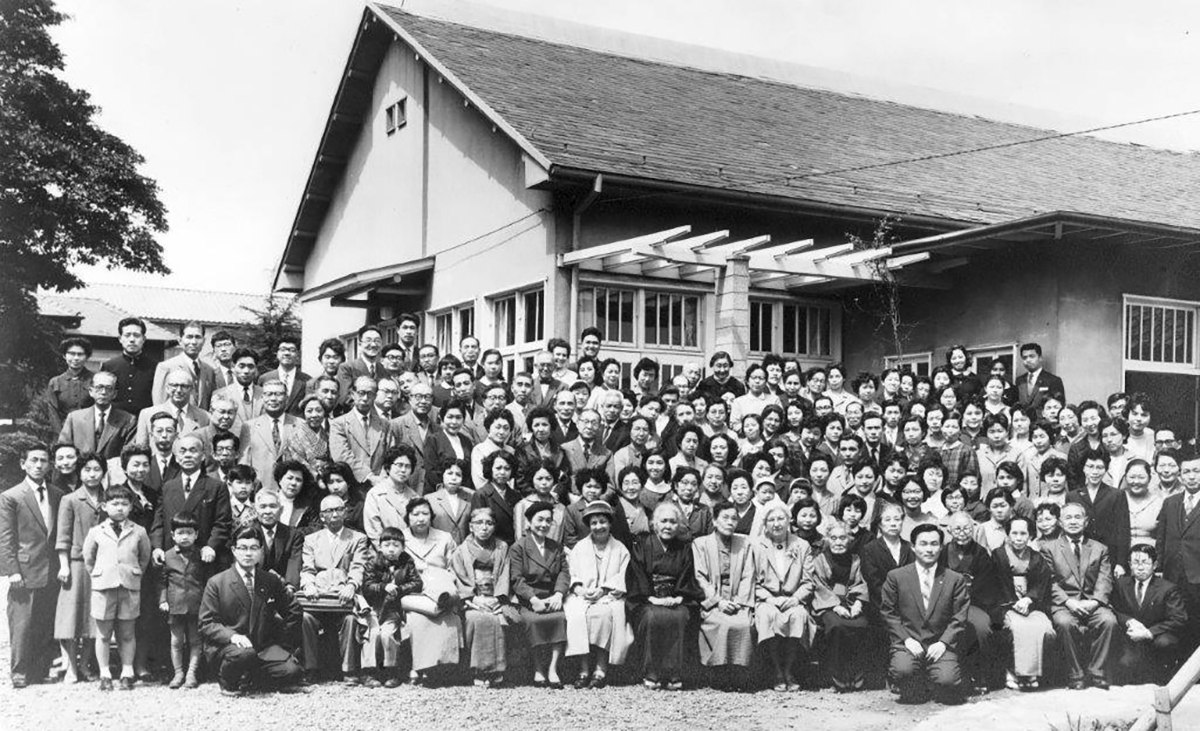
left=82, top=521, right=151, bottom=591
left=257, top=368, right=311, bottom=415
left=199, top=565, right=302, bottom=656
left=0, top=480, right=64, bottom=588
left=1156, top=490, right=1200, bottom=587
left=1039, top=534, right=1114, bottom=608
left=59, top=406, right=136, bottom=460
left=150, top=473, right=232, bottom=555
left=1110, top=574, right=1188, bottom=638
left=330, top=409, right=400, bottom=484
left=880, top=563, right=970, bottom=650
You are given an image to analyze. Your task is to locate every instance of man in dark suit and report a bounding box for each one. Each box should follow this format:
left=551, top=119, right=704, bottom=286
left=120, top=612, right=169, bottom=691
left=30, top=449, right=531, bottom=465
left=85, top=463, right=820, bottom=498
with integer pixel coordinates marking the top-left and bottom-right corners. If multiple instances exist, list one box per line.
left=550, top=390, right=579, bottom=446
left=1068, top=448, right=1126, bottom=567
left=252, top=490, right=302, bottom=590
left=150, top=434, right=233, bottom=570
left=1016, top=342, right=1066, bottom=410
left=0, top=445, right=63, bottom=687
left=258, top=336, right=310, bottom=416
left=1042, top=502, right=1118, bottom=689
left=102, top=316, right=160, bottom=416
left=880, top=523, right=970, bottom=704
left=1156, top=449, right=1200, bottom=652
left=1111, top=544, right=1188, bottom=683
left=58, top=370, right=136, bottom=460
left=143, top=410, right=181, bottom=491
left=597, top=390, right=631, bottom=453
left=941, top=511, right=1001, bottom=689
left=199, top=526, right=304, bottom=694
left=335, top=325, right=384, bottom=405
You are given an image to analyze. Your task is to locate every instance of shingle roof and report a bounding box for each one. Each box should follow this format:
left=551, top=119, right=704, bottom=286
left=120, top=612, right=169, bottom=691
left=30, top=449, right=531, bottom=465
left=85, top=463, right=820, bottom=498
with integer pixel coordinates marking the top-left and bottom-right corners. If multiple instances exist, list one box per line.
left=38, top=294, right=178, bottom=341
left=378, top=5, right=1200, bottom=231
left=72, top=284, right=290, bottom=327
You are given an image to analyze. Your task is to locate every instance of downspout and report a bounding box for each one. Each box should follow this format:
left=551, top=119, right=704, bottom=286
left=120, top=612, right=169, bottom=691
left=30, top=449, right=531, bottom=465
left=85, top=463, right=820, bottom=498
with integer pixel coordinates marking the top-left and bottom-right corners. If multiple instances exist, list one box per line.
left=568, top=174, right=603, bottom=349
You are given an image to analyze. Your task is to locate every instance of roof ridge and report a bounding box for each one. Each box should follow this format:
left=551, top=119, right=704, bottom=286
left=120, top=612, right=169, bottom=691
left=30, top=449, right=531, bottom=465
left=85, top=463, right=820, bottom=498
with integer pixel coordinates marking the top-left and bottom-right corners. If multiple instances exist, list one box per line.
left=84, top=282, right=277, bottom=298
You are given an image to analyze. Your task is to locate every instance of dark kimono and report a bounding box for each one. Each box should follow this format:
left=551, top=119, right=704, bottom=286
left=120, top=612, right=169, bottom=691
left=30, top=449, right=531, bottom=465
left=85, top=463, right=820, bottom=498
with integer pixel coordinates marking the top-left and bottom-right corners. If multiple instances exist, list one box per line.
left=625, top=534, right=703, bottom=679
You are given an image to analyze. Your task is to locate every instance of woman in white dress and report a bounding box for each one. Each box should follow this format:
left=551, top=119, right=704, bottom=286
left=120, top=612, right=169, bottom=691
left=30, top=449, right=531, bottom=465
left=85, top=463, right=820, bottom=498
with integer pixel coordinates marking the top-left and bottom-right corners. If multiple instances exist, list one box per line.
left=564, top=500, right=632, bottom=689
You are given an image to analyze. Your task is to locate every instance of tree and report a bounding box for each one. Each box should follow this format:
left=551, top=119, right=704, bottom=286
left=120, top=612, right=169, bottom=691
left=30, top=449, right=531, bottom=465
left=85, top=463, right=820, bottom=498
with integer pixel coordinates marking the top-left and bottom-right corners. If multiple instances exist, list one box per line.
left=847, top=215, right=912, bottom=361
left=0, top=0, right=167, bottom=479
left=236, top=295, right=302, bottom=372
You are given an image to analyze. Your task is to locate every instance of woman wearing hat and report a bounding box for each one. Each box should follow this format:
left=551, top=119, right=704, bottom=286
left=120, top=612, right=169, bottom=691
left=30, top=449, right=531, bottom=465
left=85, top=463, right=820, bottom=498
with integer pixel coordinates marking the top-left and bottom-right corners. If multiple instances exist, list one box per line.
left=509, top=500, right=570, bottom=687
left=564, top=500, right=632, bottom=689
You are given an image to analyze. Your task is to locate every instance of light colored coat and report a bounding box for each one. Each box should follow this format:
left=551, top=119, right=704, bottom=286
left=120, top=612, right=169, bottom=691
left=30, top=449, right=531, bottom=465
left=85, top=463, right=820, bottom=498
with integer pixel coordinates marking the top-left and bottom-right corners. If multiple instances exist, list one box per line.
left=300, top=526, right=370, bottom=593
left=152, top=353, right=218, bottom=410
left=213, top=382, right=265, bottom=431
left=329, top=409, right=398, bottom=483
left=135, top=402, right=211, bottom=446
left=238, top=413, right=300, bottom=492
left=83, top=521, right=151, bottom=591
left=564, top=537, right=632, bottom=663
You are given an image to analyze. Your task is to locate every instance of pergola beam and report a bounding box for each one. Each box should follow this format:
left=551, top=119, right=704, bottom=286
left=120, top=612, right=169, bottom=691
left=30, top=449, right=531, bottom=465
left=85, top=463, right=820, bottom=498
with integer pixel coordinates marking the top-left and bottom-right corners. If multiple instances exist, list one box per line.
left=559, top=225, right=692, bottom=266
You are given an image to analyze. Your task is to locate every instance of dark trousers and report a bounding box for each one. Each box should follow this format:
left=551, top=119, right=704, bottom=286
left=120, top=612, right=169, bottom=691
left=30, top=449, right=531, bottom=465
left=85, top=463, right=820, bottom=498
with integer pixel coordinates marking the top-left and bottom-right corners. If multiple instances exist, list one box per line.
left=820, top=611, right=872, bottom=691
left=7, top=584, right=59, bottom=682
left=300, top=611, right=360, bottom=673
left=1116, top=632, right=1181, bottom=685
left=963, top=604, right=998, bottom=686
left=1179, top=582, right=1200, bottom=652
left=214, top=644, right=303, bottom=690
left=1052, top=606, right=1116, bottom=682
left=890, top=646, right=964, bottom=703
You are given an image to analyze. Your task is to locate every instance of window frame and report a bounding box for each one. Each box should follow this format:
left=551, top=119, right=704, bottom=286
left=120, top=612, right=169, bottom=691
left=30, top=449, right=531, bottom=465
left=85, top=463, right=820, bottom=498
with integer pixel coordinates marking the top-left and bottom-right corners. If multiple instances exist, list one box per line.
left=1123, top=294, right=1200, bottom=375
left=487, top=283, right=548, bottom=381
left=968, top=343, right=1019, bottom=377
left=747, top=295, right=841, bottom=365
left=577, top=279, right=706, bottom=353
left=883, top=351, right=933, bottom=376
left=426, top=300, right=476, bottom=360
left=385, top=97, right=407, bottom=134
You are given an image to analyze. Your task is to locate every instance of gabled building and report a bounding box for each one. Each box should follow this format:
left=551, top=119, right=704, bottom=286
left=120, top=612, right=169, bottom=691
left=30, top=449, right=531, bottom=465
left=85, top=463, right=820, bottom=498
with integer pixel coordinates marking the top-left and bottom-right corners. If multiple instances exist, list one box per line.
left=274, top=3, right=1200, bottom=435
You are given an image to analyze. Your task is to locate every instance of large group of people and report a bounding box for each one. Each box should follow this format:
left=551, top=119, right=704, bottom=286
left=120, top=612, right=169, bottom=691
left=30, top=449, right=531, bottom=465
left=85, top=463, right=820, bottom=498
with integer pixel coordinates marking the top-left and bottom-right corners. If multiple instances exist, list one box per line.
left=2, top=316, right=1198, bottom=705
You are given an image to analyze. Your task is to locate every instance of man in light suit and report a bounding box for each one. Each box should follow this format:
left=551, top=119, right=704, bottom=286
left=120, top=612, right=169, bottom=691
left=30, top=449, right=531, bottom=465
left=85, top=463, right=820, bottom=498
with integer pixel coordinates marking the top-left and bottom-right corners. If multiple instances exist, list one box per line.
left=1015, top=342, right=1066, bottom=410
left=135, top=368, right=212, bottom=446
left=330, top=376, right=399, bottom=485
left=1041, top=502, right=1118, bottom=689
left=391, top=381, right=440, bottom=492
left=59, top=370, right=136, bottom=460
left=0, top=445, right=63, bottom=688
left=530, top=351, right=565, bottom=409
left=212, top=348, right=264, bottom=431
left=1111, top=544, right=1188, bottom=683
left=881, top=523, right=970, bottom=705
left=238, top=380, right=298, bottom=493
left=258, top=336, right=309, bottom=416
left=195, top=396, right=239, bottom=465
left=152, top=322, right=218, bottom=410
left=298, top=495, right=371, bottom=683
left=561, top=409, right=611, bottom=475
left=336, top=325, right=384, bottom=406
left=198, top=526, right=304, bottom=695
left=1156, top=449, right=1200, bottom=652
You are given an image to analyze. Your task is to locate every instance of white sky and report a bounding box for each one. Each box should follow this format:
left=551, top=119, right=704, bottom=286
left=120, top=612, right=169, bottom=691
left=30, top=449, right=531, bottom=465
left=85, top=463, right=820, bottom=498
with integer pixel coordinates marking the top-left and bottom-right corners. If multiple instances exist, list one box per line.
left=53, top=0, right=1200, bottom=294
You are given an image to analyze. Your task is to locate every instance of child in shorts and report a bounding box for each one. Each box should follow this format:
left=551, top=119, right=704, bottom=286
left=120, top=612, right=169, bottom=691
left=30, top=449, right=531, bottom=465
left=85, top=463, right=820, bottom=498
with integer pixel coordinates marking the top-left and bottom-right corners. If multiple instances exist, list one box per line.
left=158, top=511, right=207, bottom=688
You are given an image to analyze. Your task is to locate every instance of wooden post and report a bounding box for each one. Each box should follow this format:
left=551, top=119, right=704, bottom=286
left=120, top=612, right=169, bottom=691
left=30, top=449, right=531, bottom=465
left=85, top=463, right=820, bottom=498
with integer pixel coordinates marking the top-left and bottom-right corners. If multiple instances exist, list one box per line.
left=1154, top=685, right=1173, bottom=731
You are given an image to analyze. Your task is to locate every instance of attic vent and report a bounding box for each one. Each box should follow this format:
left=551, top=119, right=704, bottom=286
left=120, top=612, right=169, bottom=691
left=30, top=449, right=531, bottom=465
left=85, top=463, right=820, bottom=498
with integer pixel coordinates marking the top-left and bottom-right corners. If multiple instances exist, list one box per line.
left=385, top=97, right=407, bottom=134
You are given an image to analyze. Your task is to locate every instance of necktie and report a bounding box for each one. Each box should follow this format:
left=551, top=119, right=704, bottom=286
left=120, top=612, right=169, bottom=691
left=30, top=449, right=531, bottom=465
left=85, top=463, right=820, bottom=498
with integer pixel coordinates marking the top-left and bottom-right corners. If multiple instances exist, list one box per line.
left=37, top=486, right=48, bottom=527
left=183, top=475, right=193, bottom=499
left=272, top=418, right=281, bottom=451
left=243, top=386, right=251, bottom=404
left=192, top=359, right=201, bottom=384
left=224, top=368, right=233, bottom=386
left=1137, top=580, right=1146, bottom=607
left=920, top=570, right=933, bottom=611
left=362, top=413, right=370, bottom=435
left=95, top=409, right=107, bottom=444
left=584, top=443, right=592, bottom=463
left=1072, top=539, right=1082, bottom=565
left=367, top=363, right=376, bottom=379
left=243, top=570, right=255, bottom=596
left=1187, top=493, right=1198, bottom=517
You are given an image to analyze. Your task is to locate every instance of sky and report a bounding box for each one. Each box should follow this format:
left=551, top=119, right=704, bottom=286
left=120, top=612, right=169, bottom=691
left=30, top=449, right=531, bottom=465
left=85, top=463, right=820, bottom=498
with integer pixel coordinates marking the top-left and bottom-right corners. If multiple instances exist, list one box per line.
left=51, top=0, right=1200, bottom=295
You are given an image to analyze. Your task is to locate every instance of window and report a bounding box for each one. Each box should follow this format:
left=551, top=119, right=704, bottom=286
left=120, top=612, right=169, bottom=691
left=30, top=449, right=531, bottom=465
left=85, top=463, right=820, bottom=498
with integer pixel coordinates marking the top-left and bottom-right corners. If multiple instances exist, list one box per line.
left=523, top=289, right=544, bottom=343
left=644, top=293, right=699, bottom=348
left=459, top=308, right=475, bottom=342
left=434, top=313, right=452, bottom=355
left=1124, top=296, right=1200, bottom=373
left=489, top=285, right=546, bottom=379
left=884, top=352, right=932, bottom=376
left=750, top=301, right=773, bottom=353
left=970, top=344, right=1017, bottom=377
left=579, top=286, right=635, bottom=345
left=494, top=296, right=517, bottom=348
left=429, top=302, right=475, bottom=357
left=381, top=325, right=398, bottom=345
left=782, top=304, right=833, bottom=357
left=385, top=98, right=407, bottom=134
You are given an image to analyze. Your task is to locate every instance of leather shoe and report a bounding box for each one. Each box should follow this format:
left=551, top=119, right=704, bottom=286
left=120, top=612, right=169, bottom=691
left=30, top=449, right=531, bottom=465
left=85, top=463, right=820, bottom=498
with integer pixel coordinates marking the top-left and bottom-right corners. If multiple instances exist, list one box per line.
left=99, top=678, right=114, bottom=692
left=1068, top=680, right=1087, bottom=690
left=1091, top=679, right=1110, bottom=690
left=11, top=676, right=28, bottom=689
left=589, top=674, right=607, bottom=690
left=119, top=677, right=135, bottom=691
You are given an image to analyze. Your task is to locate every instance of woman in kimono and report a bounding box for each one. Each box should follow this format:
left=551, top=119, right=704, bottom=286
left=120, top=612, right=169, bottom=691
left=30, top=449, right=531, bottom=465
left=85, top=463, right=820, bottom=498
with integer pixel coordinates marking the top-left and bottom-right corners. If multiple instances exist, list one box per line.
left=612, top=465, right=652, bottom=548
left=564, top=500, right=632, bottom=689
left=692, top=500, right=758, bottom=688
left=626, top=501, right=703, bottom=690
left=510, top=500, right=571, bottom=687
left=400, top=497, right=464, bottom=683
left=990, top=515, right=1055, bottom=691
left=805, top=521, right=871, bottom=692
left=451, top=507, right=520, bottom=687
left=755, top=504, right=816, bottom=691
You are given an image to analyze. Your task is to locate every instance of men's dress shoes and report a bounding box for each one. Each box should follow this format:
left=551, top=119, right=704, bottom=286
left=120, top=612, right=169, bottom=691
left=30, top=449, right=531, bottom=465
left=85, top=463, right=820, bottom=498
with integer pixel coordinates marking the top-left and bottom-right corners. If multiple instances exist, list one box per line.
left=1092, top=679, right=1110, bottom=690
left=11, top=676, right=28, bottom=689
left=99, top=678, right=114, bottom=691
left=1068, top=680, right=1087, bottom=690
left=119, top=677, right=135, bottom=691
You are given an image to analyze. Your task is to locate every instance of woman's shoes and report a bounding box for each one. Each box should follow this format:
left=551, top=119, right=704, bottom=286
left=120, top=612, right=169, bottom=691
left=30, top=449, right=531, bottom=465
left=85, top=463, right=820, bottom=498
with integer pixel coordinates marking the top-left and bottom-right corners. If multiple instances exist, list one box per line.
left=665, top=679, right=684, bottom=691
left=643, top=677, right=661, bottom=690
left=168, top=672, right=185, bottom=689
left=532, top=675, right=548, bottom=688
left=773, top=682, right=788, bottom=692
left=1005, top=671, right=1020, bottom=691
left=98, top=677, right=113, bottom=692
left=589, top=673, right=607, bottom=690
left=574, top=674, right=591, bottom=690
left=547, top=677, right=563, bottom=690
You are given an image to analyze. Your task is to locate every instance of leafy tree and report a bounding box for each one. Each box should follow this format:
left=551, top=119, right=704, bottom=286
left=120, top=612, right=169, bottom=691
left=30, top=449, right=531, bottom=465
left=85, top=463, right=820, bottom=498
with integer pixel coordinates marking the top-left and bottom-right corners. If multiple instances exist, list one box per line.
left=236, top=295, right=302, bottom=372
left=0, top=0, right=167, bottom=479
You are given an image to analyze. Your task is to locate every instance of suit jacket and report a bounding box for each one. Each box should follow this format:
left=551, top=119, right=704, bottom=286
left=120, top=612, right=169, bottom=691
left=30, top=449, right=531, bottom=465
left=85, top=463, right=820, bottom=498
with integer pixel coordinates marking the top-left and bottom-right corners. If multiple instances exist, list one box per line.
left=210, top=360, right=237, bottom=390
left=150, top=473, right=232, bottom=555
left=300, top=526, right=370, bottom=593
left=392, top=411, right=441, bottom=492
left=561, top=438, right=611, bottom=475
left=600, top=420, right=632, bottom=453
left=1015, top=369, right=1066, bottom=410
left=1111, top=575, right=1188, bottom=637
left=258, top=369, right=311, bottom=416
left=160, top=545, right=209, bottom=614
left=860, top=537, right=915, bottom=608
left=509, top=534, right=570, bottom=603
left=1156, top=491, right=1200, bottom=586
left=146, top=453, right=182, bottom=493
left=0, top=480, right=64, bottom=588
left=82, top=521, right=151, bottom=591
left=199, top=565, right=302, bottom=656
left=427, top=489, right=474, bottom=545
left=238, top=413, right=301, bottom=492
left=255, top=521, right=303, bottom=588
left=135, top=402, right=211, bottom=447
left=881, top=563, right=970, bottom=649
left=59, top=406, right=136, bottom=460
left=214, top=382, right=266, bottom=430
left=1041, top=534, right=1114, bottom=607
left=152, top=353, right=218, bottom=410
left=470, top=482, right=520, bottom=545
left=330, top=409, right=400, bottom=483
left=550, top=417, right=579, bottom=447
left=530, top=377, right=565, bottom=409
left=1067, top=484, right=1125, bottom=564
left=335, top=357, right=380, bottom=404
left=422, top=431, right=475, bottom=493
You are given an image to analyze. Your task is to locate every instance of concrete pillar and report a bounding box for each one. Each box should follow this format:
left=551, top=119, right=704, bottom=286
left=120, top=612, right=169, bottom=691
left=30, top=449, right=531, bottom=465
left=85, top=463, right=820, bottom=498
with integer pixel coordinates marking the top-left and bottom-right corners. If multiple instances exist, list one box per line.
left=714, top=257, right=751, bottom=371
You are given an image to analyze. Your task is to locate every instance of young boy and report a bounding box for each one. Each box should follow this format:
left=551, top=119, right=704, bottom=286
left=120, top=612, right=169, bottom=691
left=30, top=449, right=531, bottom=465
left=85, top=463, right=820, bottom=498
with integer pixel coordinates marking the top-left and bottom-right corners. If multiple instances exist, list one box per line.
left=82, top=484, right=152, bottom=690
left=361, top=526, right=422, bottom=687
left=159, top=512, right=207, bottom=688
left=226, top=464, right=258, bottom=529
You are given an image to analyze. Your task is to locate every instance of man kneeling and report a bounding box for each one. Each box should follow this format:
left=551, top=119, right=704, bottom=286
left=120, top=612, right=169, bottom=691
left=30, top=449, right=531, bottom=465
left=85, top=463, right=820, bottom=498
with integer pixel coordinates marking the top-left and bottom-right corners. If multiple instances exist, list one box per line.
left=881, top=523, right=969, bottom=704
left=199, top=526, right=304, bottom=695
left=1111, top=544, right=1187, bottom=684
